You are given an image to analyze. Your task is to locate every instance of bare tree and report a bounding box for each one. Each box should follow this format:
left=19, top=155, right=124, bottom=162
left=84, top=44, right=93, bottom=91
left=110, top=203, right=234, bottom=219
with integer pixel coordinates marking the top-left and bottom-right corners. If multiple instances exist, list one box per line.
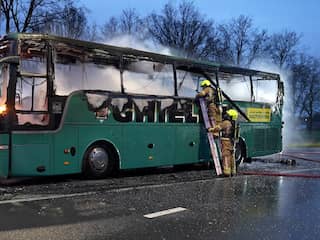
left=101, top=16, right=119, bottom=38
left=215, top=15, right=269, bottom=66
left=0, top=0, right=14, bottom=33
left=147, top=1, right=215, bottom=58
left=0, top=0, right=87, bottom=37
left=101, top=8, right=145, bottom=40
left=268, top=30, right=300, bottom=68
left=39, top=1, right=88, bottom=39
left=291, top=54, right=320, bottom=130
left=83, top=22, right=100, bottom=42
left=231, top=15, right=252, bottom=65
left=8, top=0, right=59, bottom=33
left=120, top=8, right=145, bottom=36
left=247, top=29, right=269, bottom=64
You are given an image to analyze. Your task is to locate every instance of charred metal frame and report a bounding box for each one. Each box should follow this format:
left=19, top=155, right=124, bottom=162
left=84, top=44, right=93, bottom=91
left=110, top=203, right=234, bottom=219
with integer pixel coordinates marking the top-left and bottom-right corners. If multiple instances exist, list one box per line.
left=2, top=33, right=282, bottom=125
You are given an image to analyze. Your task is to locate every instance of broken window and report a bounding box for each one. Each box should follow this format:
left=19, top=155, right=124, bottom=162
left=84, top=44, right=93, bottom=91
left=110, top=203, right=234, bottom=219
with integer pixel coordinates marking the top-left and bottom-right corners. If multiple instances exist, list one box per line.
left=19, top=39, right=47, bottom=74
left=122, top=58, right=174, bottom=96
left=0, top=64, right=8, bottom=106
left=177, top=70, right=202, bottom=98
left=218, top=73, right=251, bottom=101
left=54, top=44, right=121, bottom=95
left=252, top=77, right=278, bottom=103
left=15, top=39, right=49, bottom=125
left=15, top=76, right=48, bottom=125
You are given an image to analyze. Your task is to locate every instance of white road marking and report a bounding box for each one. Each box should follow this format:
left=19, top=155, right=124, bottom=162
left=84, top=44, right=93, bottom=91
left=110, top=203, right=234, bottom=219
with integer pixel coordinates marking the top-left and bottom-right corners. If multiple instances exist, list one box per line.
left=0, top=192, right=95, bottom=205
left=144, top=207, right=187, bottom=219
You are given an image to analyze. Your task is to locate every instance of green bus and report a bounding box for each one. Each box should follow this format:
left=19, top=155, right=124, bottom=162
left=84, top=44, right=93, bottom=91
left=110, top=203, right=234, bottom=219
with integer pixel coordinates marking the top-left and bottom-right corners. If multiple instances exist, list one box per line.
left=0, top=33, right=283, bottom=178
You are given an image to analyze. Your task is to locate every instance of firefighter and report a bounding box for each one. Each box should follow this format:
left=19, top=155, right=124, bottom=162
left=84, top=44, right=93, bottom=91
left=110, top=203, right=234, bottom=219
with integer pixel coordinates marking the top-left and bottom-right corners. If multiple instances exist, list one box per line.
left=210, top=108, right=238, bottom=176
left=196, top=79, right=222, bottom=128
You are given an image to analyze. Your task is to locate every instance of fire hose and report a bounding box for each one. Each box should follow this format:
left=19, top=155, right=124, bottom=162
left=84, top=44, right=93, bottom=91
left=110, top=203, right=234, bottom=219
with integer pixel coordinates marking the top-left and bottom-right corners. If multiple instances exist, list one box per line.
left=240, top=153, right=320, bottom=179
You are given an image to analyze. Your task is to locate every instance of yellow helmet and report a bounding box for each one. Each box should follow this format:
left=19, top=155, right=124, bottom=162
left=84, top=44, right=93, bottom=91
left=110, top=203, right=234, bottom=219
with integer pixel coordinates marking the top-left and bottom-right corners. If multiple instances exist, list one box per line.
left=200, top=79, right=211, bottom=87
left=226, top=109, right=238, bottom=120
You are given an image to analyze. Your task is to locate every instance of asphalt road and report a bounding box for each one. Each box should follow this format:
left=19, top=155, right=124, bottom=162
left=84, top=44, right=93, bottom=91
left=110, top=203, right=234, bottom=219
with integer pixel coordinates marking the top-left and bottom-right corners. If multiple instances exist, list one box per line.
left=0, top=148, right=320, bottom=240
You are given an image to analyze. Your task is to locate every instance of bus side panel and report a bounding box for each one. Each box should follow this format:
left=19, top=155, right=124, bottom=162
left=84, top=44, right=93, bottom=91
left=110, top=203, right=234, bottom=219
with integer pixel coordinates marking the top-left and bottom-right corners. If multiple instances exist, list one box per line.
left=199, top=126, right=211, bottom=162
left=77, top=124, right=122, bottom=168
left=0, top=134, right=9, bottom=178
left=53, top=126, right=80, bottom=175
left=11, top=133, right=51, bottom=176
left=240, top=123, right=282, bottom=158
left=175, top=124, right=201, bottom=165
left=121, top=124, right=175, bottom=169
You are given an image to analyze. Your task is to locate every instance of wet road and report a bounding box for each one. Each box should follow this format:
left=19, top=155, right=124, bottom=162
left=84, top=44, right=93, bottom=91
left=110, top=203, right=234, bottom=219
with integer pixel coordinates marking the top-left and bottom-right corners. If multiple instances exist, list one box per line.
left=0, top=148, right=320, bottom=240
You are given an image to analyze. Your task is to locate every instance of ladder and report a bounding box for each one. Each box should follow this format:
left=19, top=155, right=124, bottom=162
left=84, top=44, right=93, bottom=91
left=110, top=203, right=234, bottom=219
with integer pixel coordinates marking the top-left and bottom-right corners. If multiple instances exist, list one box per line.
left=199, top=98, right=223, bottom=176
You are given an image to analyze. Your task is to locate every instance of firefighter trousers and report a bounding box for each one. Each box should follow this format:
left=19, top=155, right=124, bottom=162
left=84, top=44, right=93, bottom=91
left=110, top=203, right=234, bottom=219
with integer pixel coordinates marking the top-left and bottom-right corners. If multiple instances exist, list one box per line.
left=221, top=138, right=236, bottom=176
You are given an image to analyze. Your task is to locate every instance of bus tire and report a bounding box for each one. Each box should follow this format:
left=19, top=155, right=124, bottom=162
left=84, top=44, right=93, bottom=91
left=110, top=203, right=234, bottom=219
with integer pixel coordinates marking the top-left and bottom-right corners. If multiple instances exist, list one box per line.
left=235, top=139, right=246, bottom=169
left=83, top=143, right=116, bottom=179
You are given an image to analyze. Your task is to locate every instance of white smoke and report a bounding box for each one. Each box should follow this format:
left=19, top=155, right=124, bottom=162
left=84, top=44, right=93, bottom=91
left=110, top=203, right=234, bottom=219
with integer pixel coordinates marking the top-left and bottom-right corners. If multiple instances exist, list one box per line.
left=102, top=35, right=176, bottom=96
left=250, top=60, right=298, bottom=150
left=86, top=93, right=109, bottom=109
left=219, top=77, right=252, bottom=102
left=55, top=64, right=121, bottom=95
left=53, top=35, right=176, bottom=101
left=102, top=34, right=172, bottom=56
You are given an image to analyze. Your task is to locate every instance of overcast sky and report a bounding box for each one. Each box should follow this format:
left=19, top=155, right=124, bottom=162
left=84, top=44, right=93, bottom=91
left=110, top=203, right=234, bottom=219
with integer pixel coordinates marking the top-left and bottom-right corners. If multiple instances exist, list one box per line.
left=80, top=0, right=320, bottom=57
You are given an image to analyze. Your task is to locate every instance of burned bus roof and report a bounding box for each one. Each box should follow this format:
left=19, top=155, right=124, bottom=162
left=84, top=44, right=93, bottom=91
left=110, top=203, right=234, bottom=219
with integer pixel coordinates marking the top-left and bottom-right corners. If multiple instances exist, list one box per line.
left=3, top=33, right=280, bottom=80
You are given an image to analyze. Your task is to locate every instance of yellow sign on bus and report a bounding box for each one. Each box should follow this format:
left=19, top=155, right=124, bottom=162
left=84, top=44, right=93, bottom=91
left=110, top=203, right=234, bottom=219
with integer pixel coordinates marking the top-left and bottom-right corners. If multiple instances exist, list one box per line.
left=247, top=108, right=271, bottom=122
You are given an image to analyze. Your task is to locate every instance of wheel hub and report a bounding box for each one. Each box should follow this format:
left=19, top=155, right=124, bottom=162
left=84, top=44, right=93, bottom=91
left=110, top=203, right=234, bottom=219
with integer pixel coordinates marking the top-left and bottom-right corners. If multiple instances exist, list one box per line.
left=89, top=147, right=109, bottom=172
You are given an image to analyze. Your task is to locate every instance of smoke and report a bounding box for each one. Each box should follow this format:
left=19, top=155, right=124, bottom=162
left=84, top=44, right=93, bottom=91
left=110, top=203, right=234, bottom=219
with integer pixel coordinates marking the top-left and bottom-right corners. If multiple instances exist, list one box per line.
left=219, top=78, right=252, bottom=102
left=250, top=60, right=298, bottom=150
left=54, top=35, right=176, bottom=99
left=102, top=34, right=172, bottom=56
left=55, top=63, right=121, bottom=95
left=86, top=93, right=109, bottom=109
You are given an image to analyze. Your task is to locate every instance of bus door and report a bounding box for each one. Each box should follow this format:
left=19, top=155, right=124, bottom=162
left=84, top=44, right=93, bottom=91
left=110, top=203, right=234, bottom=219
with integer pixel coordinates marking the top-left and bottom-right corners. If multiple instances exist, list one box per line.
left=10, top=67, right=52, bottom=176
left=0, top=64, right=9, bottom=177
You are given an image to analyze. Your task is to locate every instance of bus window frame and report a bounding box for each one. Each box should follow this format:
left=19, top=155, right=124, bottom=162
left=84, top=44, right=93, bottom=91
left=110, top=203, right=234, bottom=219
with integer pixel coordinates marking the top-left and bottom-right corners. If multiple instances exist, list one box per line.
left=121, top=56, right=175, bottom=97
left=216, top=70, right=282, bottom=104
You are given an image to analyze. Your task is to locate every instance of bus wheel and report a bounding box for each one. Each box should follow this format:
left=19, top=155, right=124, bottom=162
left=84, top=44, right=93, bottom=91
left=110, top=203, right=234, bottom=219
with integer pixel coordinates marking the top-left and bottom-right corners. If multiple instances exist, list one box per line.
left=83, top=143, right=115, bottom=179
left=235, top=139, right=246, bottom=168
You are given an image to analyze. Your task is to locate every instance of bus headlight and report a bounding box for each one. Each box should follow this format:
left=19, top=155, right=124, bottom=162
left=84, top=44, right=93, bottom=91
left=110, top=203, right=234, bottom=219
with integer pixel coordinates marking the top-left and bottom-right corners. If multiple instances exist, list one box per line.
left=0, top=104, right=6, bottom=114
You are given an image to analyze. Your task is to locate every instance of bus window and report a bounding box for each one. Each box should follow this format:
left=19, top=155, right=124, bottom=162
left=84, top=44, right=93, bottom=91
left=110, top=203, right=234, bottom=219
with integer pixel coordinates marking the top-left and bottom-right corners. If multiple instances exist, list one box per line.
left=15, top=76, right=48, bottom=125
left=122, top=59, right=174, bottom=96
left=219, top=73, right=251, bottom=101
left=19, top=39, right=47, bottom=75
left=252, top=77, right=278, bottom=103
left=55, top=62, right=121, bottom=95
left=0, top=65, right=8, bottom=106
left=54, top=46, right=121, bottom=95
left=177, top=70, right=202, bottom=98
left=20, top=56, right=46, bottom=75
